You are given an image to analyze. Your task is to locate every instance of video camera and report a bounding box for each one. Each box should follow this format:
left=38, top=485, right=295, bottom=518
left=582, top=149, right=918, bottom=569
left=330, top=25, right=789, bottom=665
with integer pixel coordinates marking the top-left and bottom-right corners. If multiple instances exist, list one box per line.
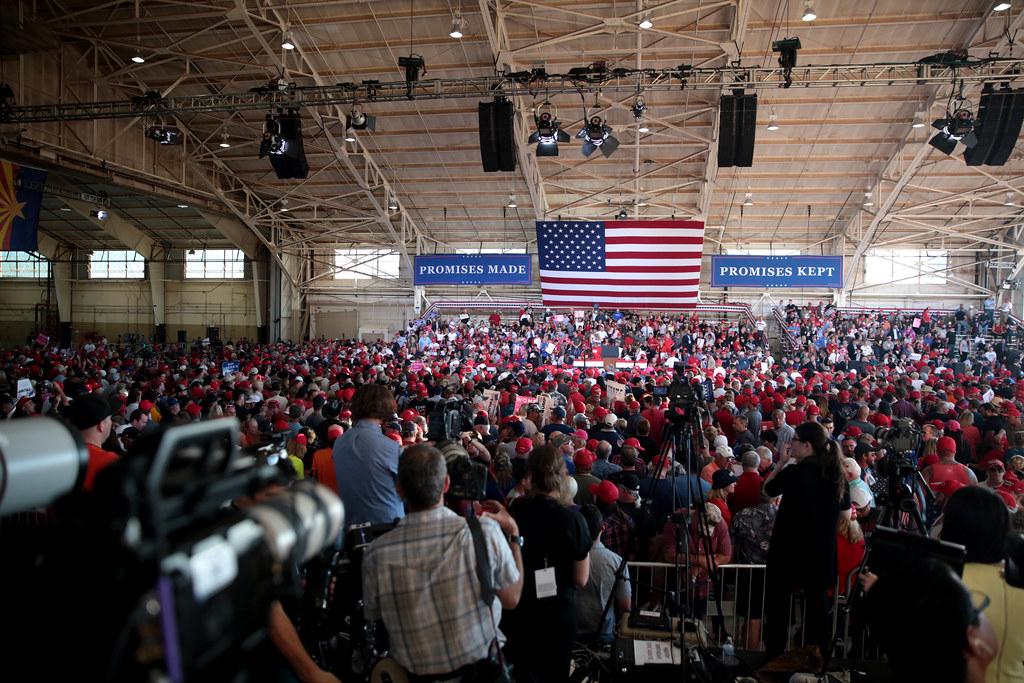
left=0, top=417, right=344, bottom=683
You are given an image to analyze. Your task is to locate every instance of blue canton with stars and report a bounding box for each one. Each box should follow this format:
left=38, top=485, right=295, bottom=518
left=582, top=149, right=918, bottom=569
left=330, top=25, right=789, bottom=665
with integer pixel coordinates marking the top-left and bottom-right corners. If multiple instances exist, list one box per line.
left=536, top=222, right=606, bottom=271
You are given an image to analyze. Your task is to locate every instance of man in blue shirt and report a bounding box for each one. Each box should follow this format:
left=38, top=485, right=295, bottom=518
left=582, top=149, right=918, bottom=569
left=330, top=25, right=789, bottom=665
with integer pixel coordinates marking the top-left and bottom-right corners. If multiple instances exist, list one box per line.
left=334, top=384, right=405, bottom=525
left=638, top=455, right=711, bottom=521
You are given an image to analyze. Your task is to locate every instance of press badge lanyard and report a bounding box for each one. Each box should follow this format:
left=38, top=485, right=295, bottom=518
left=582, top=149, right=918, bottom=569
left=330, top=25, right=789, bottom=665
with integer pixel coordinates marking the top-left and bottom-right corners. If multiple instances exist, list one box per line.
left=535, top=556, right=557, bottom=599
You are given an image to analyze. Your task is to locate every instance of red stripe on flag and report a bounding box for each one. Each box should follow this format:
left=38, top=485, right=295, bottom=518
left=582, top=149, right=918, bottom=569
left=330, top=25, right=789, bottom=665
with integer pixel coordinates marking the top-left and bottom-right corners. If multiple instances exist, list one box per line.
left=540, top=300, right=697, bottom=309
left=606, top=220, right=705, bottom=229
left=607, top=251, right=702, bottom=260
left=604, top=236, right=704, bottom=245
left=540, top=276, right=701, bottom=286
left=605, top=265, right=702, bottom=273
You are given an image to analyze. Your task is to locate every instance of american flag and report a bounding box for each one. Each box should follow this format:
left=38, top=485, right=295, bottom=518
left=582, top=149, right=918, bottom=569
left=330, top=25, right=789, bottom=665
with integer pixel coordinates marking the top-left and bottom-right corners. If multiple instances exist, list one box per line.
left=536, top=219, right=704, bottom=309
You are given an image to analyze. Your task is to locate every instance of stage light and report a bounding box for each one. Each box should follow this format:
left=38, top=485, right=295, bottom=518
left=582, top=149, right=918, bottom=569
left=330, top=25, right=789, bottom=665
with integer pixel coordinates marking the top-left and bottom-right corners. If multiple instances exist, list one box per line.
left=146, top=125, right=181, bottom=145
left=449, top=15, right=465, bottom=39
left=219, top=132, right=231, bottom=148
left=281, top=31, right=295, bottom=50
left=131, top=52, right=146, bottom=64
left=91, top=209, right=109, bottom=221
left=928, top=105, right=978, bottom=155
left=577, top=116, right=620, bottom=158
left=767, top=109, right=780, bottom=130
left=772, top=37, right=801, bottom=88
left=638, top=15, right=653, bottom=29
left=346, top=109, right=376, bottom=133
left=995, top=3, right=1012, bottom=12
left=528, top=109, right=571, bottom=156
left=801, top=1, right=817, bottom=22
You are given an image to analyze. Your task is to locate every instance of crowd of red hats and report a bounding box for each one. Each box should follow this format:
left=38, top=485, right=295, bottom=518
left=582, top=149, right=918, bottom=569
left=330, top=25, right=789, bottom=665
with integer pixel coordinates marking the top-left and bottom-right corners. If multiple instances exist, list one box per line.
left=1, top=304, right=1023, bottom=518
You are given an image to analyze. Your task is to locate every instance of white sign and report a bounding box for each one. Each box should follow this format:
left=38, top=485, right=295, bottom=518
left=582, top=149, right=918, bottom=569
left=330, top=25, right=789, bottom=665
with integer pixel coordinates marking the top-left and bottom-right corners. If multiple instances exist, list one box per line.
left=16, top=379, right=34, bottom=399
left=482, top=389, right=500, bottom=419
left=605, top=380, right=628, bottom=405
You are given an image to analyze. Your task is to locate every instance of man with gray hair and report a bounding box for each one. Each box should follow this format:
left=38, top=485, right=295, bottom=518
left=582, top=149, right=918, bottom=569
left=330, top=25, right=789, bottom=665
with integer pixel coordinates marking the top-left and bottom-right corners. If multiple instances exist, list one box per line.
left=730, top=449, right=765, bottom=515
left=591, top=440, right=622, bottom=480
left=772, top=409, right=795, bottom=461
left=363, top=445, right=524, bottom=678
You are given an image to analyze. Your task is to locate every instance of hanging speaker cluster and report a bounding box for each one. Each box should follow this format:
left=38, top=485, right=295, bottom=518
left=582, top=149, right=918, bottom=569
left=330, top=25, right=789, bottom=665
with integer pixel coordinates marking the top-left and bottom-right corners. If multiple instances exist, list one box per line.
left=963, top=84, right=1024, bottom=167
left=479, top=97, right=517, bottom=172
left=718, top=92, right=757, bottom=167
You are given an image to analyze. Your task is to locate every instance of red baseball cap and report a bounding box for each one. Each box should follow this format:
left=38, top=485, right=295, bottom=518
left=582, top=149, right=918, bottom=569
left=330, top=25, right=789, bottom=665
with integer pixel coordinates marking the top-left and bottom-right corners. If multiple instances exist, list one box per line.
left=573, top=449, right=596, bottom=468
left=589, top=480, right=620, bottom=504
left=937, top=436, right=957, bottom=455
left=327, top=424, right=344, bottom=439
left=516, top=437, right=533, bottom=454
left=623, top=437, right=645, bottom=452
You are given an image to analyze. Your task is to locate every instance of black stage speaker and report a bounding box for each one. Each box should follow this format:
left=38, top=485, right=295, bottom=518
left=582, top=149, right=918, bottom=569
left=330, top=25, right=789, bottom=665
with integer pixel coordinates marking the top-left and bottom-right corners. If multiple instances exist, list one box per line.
left=964, top=86, right=1024, bottom=167
left=718, top=93, right=758, bottom=167
left=266, top=110, right=309, bottom=179
left=479, top=98, right=517, bottom=172
left=206, top=326, right=220, bottom=341
left=177, top=329, right=188, bottom=343
left=153, top=324, right=166, bottom=344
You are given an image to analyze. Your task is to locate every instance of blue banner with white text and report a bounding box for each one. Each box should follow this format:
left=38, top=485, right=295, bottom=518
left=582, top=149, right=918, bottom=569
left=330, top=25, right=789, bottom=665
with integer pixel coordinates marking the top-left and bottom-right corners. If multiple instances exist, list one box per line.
left=413, top=254, right=532, bottom=286
left=710, top=255, right=844, bottom=288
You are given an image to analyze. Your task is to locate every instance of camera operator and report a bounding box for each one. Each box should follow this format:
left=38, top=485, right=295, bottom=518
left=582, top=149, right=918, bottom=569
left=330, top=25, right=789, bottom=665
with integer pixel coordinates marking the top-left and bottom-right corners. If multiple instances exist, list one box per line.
left=761, top=421, right=847, bottom=659
left=362, top=444, right=523, bottom=679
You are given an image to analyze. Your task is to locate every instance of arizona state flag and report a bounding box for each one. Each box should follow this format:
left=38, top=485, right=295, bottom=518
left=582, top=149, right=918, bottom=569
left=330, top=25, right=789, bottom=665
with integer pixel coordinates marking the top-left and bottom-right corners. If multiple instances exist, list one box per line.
left=0, top=160, right=46, bottom=251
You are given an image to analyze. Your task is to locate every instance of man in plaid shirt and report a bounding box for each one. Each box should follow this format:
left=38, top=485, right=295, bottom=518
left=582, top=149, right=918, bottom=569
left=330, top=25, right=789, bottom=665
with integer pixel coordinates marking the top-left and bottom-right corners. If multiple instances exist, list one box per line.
left=363, top=445, right=524, bottom=677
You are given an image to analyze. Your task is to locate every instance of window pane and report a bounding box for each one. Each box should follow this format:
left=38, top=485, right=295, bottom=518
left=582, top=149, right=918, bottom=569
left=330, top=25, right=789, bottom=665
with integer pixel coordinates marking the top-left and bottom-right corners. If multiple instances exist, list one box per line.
left=0, top=252, right=50, bottom=278
left=185, top=249, right=245, bottom=279
left=724, top=248, right=801, bottom=255
left=455, top=247, right=528, bottom=254
left=864, top=249, right=948, bottom=285
left=89, top=250, right=145, bottom=279
left=334, top=248, right=399, bottom=279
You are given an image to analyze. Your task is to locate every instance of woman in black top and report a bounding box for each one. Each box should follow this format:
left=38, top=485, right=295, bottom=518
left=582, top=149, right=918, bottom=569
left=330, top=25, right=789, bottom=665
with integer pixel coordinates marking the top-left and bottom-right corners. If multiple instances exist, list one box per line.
left=504, top=445, right=592, bottom=682
left=761, top=420, right=847, bottom=658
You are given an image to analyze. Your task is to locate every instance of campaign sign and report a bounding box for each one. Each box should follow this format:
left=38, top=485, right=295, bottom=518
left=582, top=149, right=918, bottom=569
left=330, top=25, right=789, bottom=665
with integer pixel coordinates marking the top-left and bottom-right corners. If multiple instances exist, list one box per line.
left=710, top=255, right=844, bottom=288
left=221, top=361, right=240, bottom=376
left=413, top=255, right=532, bottom=286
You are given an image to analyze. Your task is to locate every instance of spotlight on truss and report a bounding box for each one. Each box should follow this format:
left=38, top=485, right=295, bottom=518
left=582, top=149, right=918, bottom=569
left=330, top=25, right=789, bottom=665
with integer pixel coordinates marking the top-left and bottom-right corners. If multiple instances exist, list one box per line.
left=929, top=106, right=978, bottom=155
left=577, top=116, right=620, bottom=158
left=346, top=108, right=377, bottom=132
left=146, top=125, right=181, bottom=145
left=527, top=109, right=571, bottom=157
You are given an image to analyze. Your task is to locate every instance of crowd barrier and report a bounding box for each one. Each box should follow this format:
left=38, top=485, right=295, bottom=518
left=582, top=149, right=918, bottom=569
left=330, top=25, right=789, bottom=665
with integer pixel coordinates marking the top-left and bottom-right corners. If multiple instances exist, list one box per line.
left=421, top=300, right=758, bottom=326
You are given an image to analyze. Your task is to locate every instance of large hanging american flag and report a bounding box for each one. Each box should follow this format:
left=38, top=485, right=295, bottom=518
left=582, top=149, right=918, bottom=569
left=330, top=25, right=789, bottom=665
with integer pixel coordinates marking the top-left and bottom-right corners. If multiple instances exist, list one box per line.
left=536, top=219, right=704, bottom=309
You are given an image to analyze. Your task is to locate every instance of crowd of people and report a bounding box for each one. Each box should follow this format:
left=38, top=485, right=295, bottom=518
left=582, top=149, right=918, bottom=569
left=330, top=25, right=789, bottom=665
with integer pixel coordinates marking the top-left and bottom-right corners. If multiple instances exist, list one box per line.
left=2, top=302, right=1023, bottom=682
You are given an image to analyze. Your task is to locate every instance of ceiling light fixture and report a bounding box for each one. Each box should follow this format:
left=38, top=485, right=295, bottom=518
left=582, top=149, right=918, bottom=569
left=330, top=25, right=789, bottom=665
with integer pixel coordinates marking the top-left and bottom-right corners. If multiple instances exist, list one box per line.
left=743, top=192, right=753, bottom=207
left=577, top=115, right=620, bottom=158
left=388, top=196, right=399, bottom=211
left=91, top=208, right=109, bottom=221
left=59, top=206, right=71, bottom=212
left=528, top=106, right=571, bottom=156
left=219, top=132, right=231, bottom=148
left=801, top=1, right=817, bottom=22
left=638, top=120, right=650, bottom=133
left=911, top=112, right=926, bottom=128
left=995, top=2, right=1012, bottom=12
left=131, top=52, right=146, bottom=64
left=177, top=203, right=189, bottom=209
left=449, top=15, right=465, bottom=39
left=281, top=30, right=295, bottom=50
left=767, top=109, right=780, bottom=131
left=344, top=127, right=356, bottom=142
left=507, top=194, right=517, bottom=209
left=617, top=208, right=629, bottom=219
left=280, top=199, right=289, bottom=212
left=1006, top=192, right=1017, bottom=206
left=638, top=15, right=653, bottom=29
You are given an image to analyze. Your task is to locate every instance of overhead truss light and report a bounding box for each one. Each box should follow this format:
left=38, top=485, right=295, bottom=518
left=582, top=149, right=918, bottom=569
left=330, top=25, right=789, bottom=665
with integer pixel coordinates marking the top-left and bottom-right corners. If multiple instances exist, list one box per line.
left=911, top=112, right=926, bottom=128
left=146, top=124, right=181, bottom=145
left=616, top=208, right=629, bottom=219
left=449, top=14, right=466, bottom=39
left=528, top=107, right=571, bottom=157
left=801, top=1, right=817, bottom=22
left=59, top=206, right=71, bottom=212
left=767, top=108, right=780, bottom=130
left=995, top=3, right=1012, bottom=12
left=281, top=30, right=296, bottom=50
left=507, top=194, right=517, bottom=208
left=638, top=15, right=653, bottom=29
left=863, top=191, right=874, bottom=207
left=219, top=132, right=231, bottom=148
left=1005, top=192, right=1017, bottom=207
left=577, top=115, right=620, bottom=158
left=928, top=100, right=978, bottom=155
left=743, top=192, right=753, bottom=206
left=131, top=52, right=146, bottom=64
left=280, top=199, right=289, bottom=212
left=387, top=195, right=399, bottom=211
left=346, top=108, right=376, bottom=133
left=90, top=208, right=109, bottom=221
left=177, top=203, right=189, bottom=209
